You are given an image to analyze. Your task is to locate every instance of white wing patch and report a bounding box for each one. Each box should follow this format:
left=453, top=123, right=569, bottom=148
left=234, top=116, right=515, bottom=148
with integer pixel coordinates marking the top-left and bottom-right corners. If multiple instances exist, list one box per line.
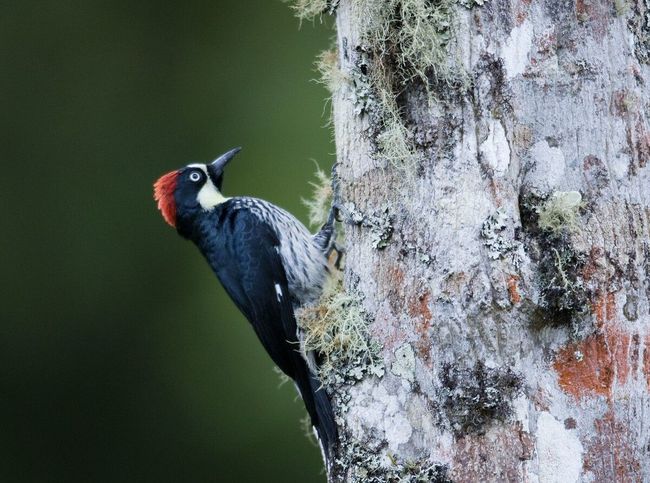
left=274, top=283, right=283, bottom=302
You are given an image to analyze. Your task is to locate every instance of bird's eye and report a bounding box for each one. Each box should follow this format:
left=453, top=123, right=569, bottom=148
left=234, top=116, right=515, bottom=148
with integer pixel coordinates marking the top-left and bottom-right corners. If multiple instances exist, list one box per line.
left=189, top=171, right=202, bottom=182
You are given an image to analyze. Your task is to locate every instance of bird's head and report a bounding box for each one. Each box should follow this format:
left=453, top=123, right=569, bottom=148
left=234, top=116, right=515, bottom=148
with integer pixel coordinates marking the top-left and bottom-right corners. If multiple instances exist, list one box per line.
left=154, top=147, right=241, bottom=236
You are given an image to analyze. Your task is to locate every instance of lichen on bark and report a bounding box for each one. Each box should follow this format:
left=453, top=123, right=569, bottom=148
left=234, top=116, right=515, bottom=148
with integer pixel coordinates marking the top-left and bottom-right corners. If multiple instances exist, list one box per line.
left=286, top=0, right=339, bottom=22
left=296, top=271, right=384, bottom=385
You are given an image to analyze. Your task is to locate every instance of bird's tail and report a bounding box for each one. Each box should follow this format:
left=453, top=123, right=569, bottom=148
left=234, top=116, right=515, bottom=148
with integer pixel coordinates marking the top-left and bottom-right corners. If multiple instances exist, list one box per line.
left=309, top=372, right=336, bottom=464
left=295, top=363, right=337, bottom=467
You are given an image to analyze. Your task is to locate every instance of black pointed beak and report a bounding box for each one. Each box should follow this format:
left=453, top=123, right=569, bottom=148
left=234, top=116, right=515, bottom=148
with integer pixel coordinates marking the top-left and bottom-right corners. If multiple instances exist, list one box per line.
left=209, top=147, right=241, bottom=177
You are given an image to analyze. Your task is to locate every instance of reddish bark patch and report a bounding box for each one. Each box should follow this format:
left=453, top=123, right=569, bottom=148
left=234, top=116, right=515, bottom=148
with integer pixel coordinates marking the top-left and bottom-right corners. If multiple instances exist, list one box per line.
left=564, top=417, right=577, bottom=429
left=442, top=271, right=468, bottom=296
left=507, top=275, right=522, bottom=305
left=382, top=265, right=406, bottom=316
left=583, top=155, right=601, bottom=170
left=575, top=0, right=590, bottom=17
left=387, top=266, right=404, bottom=286
left=583, top=409, right=642, bottom=481
left=536, top=31, right=557, bottom=57
left=582, top=155, right=609, bottom=194
left=630, top=334, right=640, bottom=363
left=514, top=0, right=532, bottom=25
left=517, top=425, right=535, bottom=461
left=380, top=263, right=434, bottom=364
left=645, top=341, right=650, bottom=389
left=531, top=388, right=550, bottom=411
left=515, top=10, right=527, bottom=25
left=451, top=426, right=528, bottom=481
left=606, top=292, right=616, bottom=322
left=611, top=90, right=631, bottom=117
left=553, top=327, right=650, bottom=400
left=624, top=110, right=649, bottom=174
left=408, top=291, right=432, bottom=321
left=371, top=264, right=408, bottom=352
left=591, top=290, right=615, bottom=327
left=582, top=247, right=605, bottom=285
left=592, top=294, right=605, bottom=326
left=635, top=119, right=650, bottom=168
left=575, top=0, right=609, bottom=38
left=409, top=292, right=433, bottom=364
left=371, top=301, right=403, bottom=354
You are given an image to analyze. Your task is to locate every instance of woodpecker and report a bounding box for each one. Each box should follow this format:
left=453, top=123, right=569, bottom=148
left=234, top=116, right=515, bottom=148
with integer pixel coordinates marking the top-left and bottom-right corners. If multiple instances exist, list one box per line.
left=153, top=147, right=337, bottom=464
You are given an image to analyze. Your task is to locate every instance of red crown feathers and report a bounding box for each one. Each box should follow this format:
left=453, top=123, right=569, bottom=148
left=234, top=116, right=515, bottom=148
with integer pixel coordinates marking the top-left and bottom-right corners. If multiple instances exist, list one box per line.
left=154, top=171, right=179, bottom=227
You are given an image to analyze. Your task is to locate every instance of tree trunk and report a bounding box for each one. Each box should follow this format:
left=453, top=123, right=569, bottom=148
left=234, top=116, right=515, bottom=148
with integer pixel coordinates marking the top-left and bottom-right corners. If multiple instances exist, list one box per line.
left=301, top=0, right=650, bottom=481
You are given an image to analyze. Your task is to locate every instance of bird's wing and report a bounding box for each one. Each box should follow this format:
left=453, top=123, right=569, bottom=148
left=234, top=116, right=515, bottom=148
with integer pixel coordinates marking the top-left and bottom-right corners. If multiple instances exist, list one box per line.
left=214, top=208, right=301, bottom=379
left=212, top=206, right=336, bottom=459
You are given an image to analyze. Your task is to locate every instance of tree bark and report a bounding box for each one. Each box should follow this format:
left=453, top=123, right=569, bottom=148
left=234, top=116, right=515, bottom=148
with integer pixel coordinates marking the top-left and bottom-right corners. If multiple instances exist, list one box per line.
left=307, top=0, right=650, bottom=481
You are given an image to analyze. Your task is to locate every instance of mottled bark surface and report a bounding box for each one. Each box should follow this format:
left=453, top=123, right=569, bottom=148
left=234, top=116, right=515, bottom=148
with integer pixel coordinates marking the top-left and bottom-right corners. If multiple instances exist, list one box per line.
left=324, top=0, right=650, bottom=481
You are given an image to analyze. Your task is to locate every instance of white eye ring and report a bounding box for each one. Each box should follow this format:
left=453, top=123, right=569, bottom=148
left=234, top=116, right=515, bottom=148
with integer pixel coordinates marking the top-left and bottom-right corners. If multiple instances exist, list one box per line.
left=189, top=171, right=201, bottom=182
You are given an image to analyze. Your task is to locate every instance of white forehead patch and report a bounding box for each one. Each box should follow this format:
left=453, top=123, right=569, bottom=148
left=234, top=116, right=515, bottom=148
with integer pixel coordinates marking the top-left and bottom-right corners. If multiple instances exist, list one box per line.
left=190, top=164, right=229, bottom=210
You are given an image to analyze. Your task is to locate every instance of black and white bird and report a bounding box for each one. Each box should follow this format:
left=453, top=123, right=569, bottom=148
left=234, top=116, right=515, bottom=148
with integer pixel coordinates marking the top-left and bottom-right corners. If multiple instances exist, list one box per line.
left=154, top=147, right=337, bottom=465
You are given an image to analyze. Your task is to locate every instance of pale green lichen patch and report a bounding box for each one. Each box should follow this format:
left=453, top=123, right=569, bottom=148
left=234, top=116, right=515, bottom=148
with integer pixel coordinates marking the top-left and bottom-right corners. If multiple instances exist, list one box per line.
left=374, top=90, right=420, bottom=169
left=391, top=343, right=416, bottom=382
left=615, top=0, right=630, bottom=16
left=537, top=191, right=583, bottom=235
left=343, top=202, right=394, bottom=249
left=289, top=0, right=487, bottom=173
left=351, top=55, right=421, bottom=169
left=347, top=51, right=379, bottom=117
left=346, top=1, right=485, bottom=171
left=367, top=207, right=394, bottom=249
left=302, top=166, right=333, bottom=228
left=353, top=0, right=479, bottom=84
left=296, top=272, right=384, bottom=385
left=285, top=0, right=337, bottom=22
left=519, top=192, right=589, bottom=319
left=315, top=48, right=347, bottom=96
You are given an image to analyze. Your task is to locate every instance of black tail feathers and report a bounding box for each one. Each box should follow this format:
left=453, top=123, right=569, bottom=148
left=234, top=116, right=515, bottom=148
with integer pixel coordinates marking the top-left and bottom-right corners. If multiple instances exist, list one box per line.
left=308, top=372, right=337, bottom=463
left=294, top=363, right=337, bottom=466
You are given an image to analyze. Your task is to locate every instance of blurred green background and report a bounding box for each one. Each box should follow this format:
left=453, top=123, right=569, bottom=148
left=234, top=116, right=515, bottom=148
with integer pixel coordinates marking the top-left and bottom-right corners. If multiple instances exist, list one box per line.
left=1, top=1, right=334, bottom=481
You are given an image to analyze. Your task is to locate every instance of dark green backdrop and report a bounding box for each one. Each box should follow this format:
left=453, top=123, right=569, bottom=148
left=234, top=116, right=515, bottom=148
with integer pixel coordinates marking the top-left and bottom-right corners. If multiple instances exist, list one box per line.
left=1, top=2, right=333, bottom=481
